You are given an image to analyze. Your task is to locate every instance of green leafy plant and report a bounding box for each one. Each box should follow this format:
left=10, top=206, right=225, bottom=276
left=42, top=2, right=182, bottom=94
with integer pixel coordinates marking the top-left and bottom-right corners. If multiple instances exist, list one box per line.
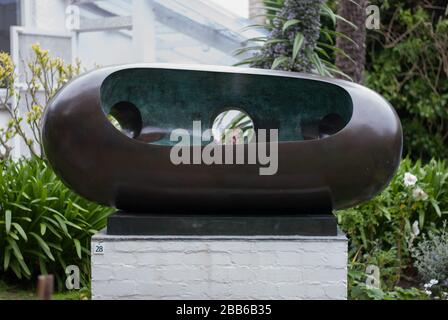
left=236, top=0, right=354, bottom=78
left=212, top=110, right=255, bottom=144
left=349, top=281, right=429, bottom=300
left=348, top=247, right=428, bottom=300
left=0, top=157, right=113, bottom=288
left=338, top=158, right=448, bottom=287
left=366, top=1, right=448, bottom=160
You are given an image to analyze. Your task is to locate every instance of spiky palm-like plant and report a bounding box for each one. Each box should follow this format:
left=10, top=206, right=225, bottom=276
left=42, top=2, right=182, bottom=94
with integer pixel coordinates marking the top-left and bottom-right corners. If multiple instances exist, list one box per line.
left=237, top=0, right=355, bottom=78
left=253, top=0, right=324, bottom=72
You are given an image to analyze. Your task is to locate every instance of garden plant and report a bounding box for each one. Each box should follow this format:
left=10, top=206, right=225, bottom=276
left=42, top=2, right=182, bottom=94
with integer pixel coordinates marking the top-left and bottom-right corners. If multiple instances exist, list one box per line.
left=0, top=45, right=112, bottom=294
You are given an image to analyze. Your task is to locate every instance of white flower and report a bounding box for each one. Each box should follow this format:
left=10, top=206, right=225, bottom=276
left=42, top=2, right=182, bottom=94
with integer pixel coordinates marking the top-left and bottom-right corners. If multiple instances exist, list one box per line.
left=424, top=279, right=439, bottom=289
left=404, top=172, right=418, bottom=187
left=425, top=290, right=432, bottom=295
left=412, top=187, right=428, bottom=201
left=429, top=279, right=439, bottom=285
left=412, top=221, right=420, bottom=237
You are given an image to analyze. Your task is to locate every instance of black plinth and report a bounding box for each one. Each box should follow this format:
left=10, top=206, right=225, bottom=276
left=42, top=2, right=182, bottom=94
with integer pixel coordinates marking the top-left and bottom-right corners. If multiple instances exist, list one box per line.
left=107, top=212, right=338, bottom=236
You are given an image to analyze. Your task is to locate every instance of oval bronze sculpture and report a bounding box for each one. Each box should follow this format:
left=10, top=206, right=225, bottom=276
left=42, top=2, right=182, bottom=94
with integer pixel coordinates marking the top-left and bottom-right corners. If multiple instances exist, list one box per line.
left=42, top=64, right=402, bottom=214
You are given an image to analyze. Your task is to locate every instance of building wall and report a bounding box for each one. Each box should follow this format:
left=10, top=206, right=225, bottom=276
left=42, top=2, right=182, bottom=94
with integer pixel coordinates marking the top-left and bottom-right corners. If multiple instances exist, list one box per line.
left=33, top=0, right=68, bottom=31
left=78, top=31, right=135, bottom=69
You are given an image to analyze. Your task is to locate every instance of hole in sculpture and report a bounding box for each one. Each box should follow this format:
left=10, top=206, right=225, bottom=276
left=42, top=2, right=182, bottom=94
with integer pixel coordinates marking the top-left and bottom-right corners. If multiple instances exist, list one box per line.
left=108, top=101, right=142, bottom=139
left=301, top=113, right=345, bottom=140
left=318, top=113, right=345, bottom=138
left=212, top=109, right=255, bottom=145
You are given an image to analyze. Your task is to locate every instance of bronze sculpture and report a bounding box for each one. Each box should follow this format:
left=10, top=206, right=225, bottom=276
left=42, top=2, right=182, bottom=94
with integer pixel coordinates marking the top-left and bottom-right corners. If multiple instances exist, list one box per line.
left=42, top=64, right=402, bottom=234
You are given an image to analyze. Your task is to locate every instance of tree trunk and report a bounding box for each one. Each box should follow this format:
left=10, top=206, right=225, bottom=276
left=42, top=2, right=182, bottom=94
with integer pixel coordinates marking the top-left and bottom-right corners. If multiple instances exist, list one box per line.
left=335, top=0, right=367, bottom=83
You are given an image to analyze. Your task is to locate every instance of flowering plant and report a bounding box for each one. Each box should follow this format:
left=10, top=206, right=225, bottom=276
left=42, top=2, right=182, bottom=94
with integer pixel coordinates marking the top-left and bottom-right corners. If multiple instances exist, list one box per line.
left=339, top=158, right=448, bottom=294
left=235, top=0, right=353, bottom=77
left=412, top=224, right=448, bottom=300
left=0, top=45, right=80, bottom=160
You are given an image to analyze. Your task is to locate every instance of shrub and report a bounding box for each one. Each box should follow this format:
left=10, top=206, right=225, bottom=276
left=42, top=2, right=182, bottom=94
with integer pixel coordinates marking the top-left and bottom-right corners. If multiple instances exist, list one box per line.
left=412, top=223, right=448, bottom=295
left=0, top=157, right=113, bottom=288
left=338, top=158, right=448, bottom=288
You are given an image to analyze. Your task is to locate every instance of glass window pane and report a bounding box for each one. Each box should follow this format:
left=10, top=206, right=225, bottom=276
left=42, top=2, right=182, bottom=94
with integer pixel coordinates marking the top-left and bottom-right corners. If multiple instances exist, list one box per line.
left=0, top=0, right=20, bottom=53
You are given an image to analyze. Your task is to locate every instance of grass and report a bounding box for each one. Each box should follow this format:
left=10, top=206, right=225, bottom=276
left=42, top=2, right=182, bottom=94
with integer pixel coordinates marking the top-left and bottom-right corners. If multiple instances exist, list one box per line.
left=0, top=280, right=90, bottom=300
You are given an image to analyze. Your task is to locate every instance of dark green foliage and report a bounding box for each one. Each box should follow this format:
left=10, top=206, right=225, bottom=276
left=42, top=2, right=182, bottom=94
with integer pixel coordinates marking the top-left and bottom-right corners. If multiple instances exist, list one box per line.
left=366, top=1, right=448, bottom=160
left=0, top=158, right=113, bottom=288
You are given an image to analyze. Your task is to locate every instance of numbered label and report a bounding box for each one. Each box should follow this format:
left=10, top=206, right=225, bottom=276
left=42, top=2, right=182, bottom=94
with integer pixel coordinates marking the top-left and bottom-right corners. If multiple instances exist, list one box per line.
left=93, top=242, right=105, bottom=255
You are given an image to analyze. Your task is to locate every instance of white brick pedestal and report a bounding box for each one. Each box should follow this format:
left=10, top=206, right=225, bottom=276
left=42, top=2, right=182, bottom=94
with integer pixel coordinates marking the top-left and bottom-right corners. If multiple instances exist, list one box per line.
left=91, top=230, right=347, bottom=300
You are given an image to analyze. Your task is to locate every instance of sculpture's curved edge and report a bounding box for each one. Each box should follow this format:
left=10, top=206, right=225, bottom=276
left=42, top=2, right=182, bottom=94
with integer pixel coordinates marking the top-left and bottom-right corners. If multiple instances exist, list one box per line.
left=42, top=67, right=117, bottom=207
left=330, top=80, right=403, bottom=209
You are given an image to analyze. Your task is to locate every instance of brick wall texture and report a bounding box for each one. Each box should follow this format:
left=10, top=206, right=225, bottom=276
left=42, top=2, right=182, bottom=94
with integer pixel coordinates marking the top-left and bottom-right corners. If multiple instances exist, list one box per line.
left=92, top=236, right=347, bottom=300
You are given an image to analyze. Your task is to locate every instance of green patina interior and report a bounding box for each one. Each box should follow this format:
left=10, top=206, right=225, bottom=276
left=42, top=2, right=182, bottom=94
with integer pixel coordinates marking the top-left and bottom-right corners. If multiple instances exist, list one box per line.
left=100, top=68, right=353, bottom=145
